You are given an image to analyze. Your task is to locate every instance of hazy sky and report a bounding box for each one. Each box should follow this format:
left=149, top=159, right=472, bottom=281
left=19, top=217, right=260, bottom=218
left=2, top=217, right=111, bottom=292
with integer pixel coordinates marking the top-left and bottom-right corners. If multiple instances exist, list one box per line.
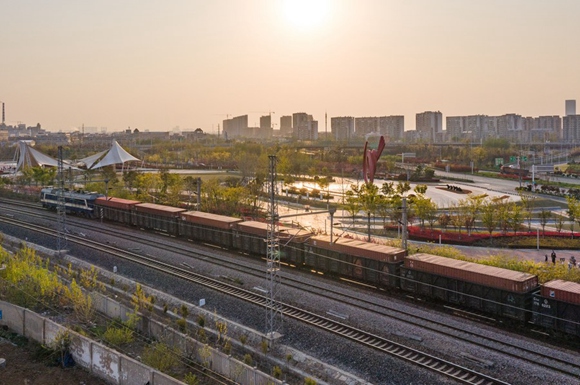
left=2, top=0, right=579, bottom=133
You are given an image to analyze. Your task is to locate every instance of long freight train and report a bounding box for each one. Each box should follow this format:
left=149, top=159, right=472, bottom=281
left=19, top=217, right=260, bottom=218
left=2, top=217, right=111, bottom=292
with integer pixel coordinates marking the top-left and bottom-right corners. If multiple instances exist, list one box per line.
left=39, top=188, right=580, bottom=339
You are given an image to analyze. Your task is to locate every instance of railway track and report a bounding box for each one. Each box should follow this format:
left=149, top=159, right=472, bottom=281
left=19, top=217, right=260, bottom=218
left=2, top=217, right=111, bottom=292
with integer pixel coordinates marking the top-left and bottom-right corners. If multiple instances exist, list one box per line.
left=2, top=200, right=580, bottom=382
left=0, top=211, right=511, bottom=385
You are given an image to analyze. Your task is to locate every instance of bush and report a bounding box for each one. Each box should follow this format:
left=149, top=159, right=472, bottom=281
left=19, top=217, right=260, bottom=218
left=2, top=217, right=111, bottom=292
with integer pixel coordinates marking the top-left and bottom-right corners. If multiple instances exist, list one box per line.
left=142, top=342, right=179, bottom=373
left=102, top=325, right=134, bottom=346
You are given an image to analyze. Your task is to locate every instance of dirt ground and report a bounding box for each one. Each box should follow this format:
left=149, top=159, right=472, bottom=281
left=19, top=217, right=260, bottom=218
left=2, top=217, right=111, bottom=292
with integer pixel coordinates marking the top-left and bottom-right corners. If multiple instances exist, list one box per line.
left=0, top=337, right=110, bottom=385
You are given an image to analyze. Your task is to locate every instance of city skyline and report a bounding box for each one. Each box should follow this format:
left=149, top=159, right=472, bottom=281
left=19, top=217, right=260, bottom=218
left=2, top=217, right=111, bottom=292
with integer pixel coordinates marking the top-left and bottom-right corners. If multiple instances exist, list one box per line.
left=2, top=0, right=579, bottom=133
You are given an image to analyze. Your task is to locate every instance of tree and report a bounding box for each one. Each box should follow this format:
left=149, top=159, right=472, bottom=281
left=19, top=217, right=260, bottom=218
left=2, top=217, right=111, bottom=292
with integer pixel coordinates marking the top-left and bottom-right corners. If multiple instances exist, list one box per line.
left=343, top=185, right=362, bottom=225
left=539, top=209, right=551, bottom=235
left=509, top=203, right=524, bottom=235
left=359, top=183, right=380, bottom=241
left=566, top=196, right=580, bottom=238
left=519, top=192, right=535, bottom=231
left=413, top=196, right=437, bottom=229
left=481, top=200, right=497, bottom=240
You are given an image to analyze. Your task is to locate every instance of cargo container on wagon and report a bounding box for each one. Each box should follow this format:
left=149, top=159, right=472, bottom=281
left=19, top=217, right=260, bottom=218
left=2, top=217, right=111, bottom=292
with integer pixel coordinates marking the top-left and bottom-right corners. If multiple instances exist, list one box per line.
left=532, top=280, right=580, bottom=337
left=179, top=211, right=243, bottom=248
left=304, top=235, right=406, bottom=287
left=95, top=197, right=140, bottom=224
left=400, top=253, right=539, bottom=321
left=233, top=221, right=311, bottom=260
left=134, top=203, right=186, bottom=235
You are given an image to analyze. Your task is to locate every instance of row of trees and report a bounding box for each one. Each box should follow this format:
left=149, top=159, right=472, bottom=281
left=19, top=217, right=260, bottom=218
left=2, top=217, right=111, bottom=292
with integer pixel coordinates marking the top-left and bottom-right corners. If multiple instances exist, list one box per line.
left=342, top=181, right=580, bottom=238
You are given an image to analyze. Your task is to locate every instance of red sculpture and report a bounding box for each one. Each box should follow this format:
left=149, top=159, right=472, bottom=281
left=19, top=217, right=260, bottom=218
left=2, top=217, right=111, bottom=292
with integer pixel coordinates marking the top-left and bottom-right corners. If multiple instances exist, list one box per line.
left=362, top=136, right=386, bottom=185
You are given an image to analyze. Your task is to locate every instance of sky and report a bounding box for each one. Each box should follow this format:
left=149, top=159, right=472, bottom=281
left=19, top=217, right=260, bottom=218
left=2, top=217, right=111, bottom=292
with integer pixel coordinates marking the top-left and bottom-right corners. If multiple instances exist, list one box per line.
left=1, top=0, right=579, bottom=134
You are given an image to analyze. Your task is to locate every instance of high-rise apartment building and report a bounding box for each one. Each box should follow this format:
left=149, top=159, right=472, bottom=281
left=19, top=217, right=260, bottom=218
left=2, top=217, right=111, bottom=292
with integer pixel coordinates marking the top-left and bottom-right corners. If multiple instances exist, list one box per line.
left=331, top=116, right=355, bottom=141
left=292, top=112, right=318, bottom=140
left=223, top=115, right=248, bottom=139
left=566, top=100, right=576, bottom=116
left=563, top=115, right=580, bottom=142
left=279, top=115, right=292, bottom=136
left=354, top=117, right=378, bottom=136
left=416, top=111, right=442, bottom=143
left=378, top=116, right=404, bottom=141
left=260, top=115, right=271, bottom=131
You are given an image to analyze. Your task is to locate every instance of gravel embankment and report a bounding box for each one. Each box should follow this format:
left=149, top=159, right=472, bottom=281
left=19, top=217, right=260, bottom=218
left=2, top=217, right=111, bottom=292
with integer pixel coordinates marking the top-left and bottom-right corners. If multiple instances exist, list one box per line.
left=1, top=217, right=578, bottom=385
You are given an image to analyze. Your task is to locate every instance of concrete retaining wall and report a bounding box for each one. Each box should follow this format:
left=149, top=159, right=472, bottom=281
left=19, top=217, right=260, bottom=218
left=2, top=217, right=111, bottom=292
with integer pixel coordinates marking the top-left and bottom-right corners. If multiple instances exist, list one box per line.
left=0, top=299, right=283, bottom=385
left=0, top=300, right=185, bottom=385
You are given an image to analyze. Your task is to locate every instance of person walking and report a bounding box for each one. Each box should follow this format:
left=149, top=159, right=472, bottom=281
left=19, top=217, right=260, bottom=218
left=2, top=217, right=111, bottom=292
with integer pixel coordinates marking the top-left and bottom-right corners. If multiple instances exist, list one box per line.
left=551, top=250, right=557, bottom=265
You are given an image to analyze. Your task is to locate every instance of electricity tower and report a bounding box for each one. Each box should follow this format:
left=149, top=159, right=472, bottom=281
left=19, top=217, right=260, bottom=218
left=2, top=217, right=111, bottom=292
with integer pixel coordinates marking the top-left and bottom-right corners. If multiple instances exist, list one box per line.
left=265, top=154, right=282, bottom=340
left=56, top=146, right=67, bottom=255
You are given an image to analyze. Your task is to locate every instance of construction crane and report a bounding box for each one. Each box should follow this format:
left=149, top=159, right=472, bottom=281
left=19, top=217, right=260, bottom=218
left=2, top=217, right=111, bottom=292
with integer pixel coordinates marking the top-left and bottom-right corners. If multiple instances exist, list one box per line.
left=213, top=114, right=232, bottom=138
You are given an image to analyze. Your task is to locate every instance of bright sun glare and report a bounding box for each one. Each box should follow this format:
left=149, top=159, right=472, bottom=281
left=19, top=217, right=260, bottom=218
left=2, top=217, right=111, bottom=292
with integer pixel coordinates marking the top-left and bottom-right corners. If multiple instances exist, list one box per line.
left=282, top=0, right=330, bottom=29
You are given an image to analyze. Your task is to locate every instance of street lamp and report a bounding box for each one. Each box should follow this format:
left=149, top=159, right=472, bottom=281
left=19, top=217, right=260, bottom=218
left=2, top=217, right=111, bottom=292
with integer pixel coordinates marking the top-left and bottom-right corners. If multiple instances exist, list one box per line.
left=329, top=206, right=337, bottom=243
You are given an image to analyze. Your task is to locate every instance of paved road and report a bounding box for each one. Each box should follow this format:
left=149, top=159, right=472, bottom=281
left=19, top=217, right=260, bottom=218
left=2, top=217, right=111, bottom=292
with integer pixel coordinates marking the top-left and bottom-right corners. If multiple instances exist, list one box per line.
left=280, top=171, right=580, bottom=265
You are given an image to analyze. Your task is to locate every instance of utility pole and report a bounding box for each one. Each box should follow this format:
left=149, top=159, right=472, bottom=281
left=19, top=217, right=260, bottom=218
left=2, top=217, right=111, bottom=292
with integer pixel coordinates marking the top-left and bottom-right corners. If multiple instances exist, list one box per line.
left=56, top=146, right=67, bottom=255
left=402, top=198, right=408, bottom=252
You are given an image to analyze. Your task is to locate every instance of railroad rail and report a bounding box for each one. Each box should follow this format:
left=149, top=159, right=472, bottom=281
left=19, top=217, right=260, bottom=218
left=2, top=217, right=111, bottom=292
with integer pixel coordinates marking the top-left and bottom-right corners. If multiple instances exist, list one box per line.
left=2, top=201, right=580, bottom=381
left=0, top=212, right=510, bottom=384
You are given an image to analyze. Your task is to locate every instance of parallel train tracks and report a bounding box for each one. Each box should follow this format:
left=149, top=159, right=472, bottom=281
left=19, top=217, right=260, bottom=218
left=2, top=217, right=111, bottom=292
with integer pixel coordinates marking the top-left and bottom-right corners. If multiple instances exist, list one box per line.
left=1, top=201, right=579, bottom=383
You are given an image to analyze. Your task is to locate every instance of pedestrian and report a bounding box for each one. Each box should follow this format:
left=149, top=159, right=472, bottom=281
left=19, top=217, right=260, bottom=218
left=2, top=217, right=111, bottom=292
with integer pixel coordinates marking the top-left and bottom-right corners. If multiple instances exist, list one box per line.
left=551, top=250, right=557, bottom=265
left=545, top=254, right=548, bottom=262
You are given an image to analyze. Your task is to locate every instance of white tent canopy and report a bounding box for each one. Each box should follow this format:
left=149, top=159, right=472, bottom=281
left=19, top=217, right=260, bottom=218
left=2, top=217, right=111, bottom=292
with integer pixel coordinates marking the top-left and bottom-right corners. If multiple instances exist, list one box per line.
left=16, top=141, right=62, bottom=170
left=81, top=140, right=141, bottom=170
left=15, top=140, right=140, bottom=172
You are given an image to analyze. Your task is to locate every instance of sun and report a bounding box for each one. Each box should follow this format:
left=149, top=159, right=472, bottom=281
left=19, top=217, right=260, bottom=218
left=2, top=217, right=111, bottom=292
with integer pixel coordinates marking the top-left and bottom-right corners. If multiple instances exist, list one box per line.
left=282, top=0, right=330, bottom=30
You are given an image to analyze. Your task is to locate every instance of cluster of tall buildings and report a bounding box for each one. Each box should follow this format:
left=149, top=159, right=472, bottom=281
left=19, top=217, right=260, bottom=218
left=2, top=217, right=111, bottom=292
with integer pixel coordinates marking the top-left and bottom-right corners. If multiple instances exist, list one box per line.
left=2, top=100, right=580, bottom=145
left=221, top=100, right=580, bottom=144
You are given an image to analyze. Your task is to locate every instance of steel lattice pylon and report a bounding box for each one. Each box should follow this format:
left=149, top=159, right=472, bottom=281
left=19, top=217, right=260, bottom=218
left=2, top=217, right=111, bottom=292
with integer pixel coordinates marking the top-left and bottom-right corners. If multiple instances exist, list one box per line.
left=265, top=155, right=282, bottom=339
left=56, top=146, right=67, bottom=255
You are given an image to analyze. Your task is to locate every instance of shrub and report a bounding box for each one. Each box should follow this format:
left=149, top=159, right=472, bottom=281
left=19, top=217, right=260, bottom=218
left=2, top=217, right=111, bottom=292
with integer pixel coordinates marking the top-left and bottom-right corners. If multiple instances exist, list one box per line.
left=102, top=324, right=134, bottom=346
left=176, top=318, right=187, bottom=333
left=183, top=373, right=199, bottom=385
left=142, top=342, right=179, bottom=373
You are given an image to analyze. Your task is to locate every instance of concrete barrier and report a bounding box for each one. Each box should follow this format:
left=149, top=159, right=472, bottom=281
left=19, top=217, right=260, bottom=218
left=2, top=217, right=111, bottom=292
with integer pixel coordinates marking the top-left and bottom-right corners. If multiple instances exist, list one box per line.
left=0, top=300, right=186, bottom=385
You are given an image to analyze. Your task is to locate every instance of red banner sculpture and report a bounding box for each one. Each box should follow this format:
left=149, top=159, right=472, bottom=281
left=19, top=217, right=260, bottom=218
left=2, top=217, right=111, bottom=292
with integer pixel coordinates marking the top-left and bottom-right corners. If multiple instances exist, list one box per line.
left=362, top=136, right=386, bottom=185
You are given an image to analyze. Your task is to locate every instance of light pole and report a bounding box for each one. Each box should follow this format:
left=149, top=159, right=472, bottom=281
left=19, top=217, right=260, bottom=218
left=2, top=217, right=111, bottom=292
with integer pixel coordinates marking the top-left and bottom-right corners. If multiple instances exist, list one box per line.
left=104, top=179, right=109, bottom=200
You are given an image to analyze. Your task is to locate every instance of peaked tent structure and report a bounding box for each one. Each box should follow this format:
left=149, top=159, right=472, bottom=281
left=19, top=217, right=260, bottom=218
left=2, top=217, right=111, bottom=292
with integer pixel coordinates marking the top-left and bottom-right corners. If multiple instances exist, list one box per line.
left=82, top=140, right=141, bottom=170
left=15, top=140, right=62, bottom=170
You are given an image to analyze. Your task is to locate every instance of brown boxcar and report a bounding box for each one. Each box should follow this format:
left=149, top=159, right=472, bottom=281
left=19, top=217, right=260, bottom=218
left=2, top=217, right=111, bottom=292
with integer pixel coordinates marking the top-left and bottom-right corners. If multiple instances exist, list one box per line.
left=233, top=221, right=311, bottom=262
left=95, top=197, right=140, bottom=224
left=533, top=281, right=580, bottom=337
left=401, top=254, right=538, bottom=321
left=304, top=235, right=406, bottom=288
left=540, top=280, right=580, bottom=305
left=179, top=211, right=243, bottom=248
left=404, top=253, right=538, bottom=293
left=134, top=203, right=186, bottom=235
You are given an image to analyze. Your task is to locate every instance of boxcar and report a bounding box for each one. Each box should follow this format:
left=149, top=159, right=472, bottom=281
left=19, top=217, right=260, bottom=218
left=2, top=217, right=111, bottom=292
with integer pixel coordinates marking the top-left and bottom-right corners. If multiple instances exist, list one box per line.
left=179, top=211, right=243, bottom=248
left=304, top=235, right=406, bottom=288
left=134, top=203, right=186, bottom=235
left=233, top=221, right=311, bottom=261
left=95, top=197, right=140, bottom=224
left=532, top=280, right=580, bottom=337
left=400, top=254, right=539, bottom=321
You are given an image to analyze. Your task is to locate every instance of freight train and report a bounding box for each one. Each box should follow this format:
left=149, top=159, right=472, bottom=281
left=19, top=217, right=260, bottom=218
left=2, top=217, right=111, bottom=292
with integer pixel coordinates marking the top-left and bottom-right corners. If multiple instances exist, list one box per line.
left=39, top=189, right=580, bottom=339
left=40, top=188, right=104, bottom=217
